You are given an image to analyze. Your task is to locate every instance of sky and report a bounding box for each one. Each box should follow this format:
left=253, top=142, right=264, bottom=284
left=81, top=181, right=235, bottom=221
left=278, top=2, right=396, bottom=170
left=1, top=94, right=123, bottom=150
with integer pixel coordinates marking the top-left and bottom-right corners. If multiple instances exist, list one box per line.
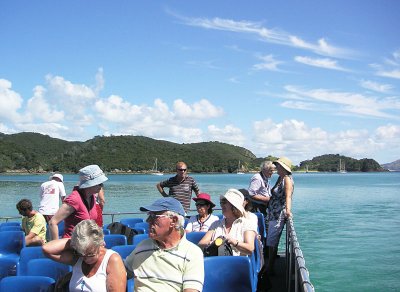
left=1, top=1, right=399, bottom=165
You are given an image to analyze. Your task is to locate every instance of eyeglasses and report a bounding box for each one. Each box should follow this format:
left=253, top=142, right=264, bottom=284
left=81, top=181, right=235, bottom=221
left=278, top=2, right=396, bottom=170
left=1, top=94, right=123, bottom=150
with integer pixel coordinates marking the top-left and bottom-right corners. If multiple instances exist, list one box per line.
left=220, top=199, right=228, bottom=205
left=146, top=213, right=171, bottom=222
left=74, top=250, right=98, bottom=258
left=177, top=169, right=187, bottom=172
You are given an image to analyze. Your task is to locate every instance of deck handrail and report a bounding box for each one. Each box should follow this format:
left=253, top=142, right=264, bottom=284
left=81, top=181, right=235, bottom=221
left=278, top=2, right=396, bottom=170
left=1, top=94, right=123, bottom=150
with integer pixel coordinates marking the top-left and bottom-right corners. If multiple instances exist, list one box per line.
left=286, top=217, right=314, bottom=292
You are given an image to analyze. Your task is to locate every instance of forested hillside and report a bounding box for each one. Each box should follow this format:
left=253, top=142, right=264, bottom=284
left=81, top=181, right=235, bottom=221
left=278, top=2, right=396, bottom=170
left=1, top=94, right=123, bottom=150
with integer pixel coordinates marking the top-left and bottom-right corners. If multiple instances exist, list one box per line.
left=296, top=154, right=384, bottom=172
left=0, top=132, right=259, bottom=173
left=0, top=132, right=385, bottom=173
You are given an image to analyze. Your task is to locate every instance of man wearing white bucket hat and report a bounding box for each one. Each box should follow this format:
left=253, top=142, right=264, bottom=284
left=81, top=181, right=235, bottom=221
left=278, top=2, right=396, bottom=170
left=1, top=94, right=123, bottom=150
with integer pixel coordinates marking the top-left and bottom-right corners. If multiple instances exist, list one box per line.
left=49, top=165, right=108, bottom=240
left=39, top=173, right=66, bottom=223
left=198, top=189, right=257, bottom=256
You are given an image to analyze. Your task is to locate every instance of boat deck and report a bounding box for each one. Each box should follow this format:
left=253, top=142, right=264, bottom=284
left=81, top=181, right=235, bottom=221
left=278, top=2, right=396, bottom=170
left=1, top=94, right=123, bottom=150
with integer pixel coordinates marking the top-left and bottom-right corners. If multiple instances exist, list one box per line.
left=268, top=253, right=287, bottom=292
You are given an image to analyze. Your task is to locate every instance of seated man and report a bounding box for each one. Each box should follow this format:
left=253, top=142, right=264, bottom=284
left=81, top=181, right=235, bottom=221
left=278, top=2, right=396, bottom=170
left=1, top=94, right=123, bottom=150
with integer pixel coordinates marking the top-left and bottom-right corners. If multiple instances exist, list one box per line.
left=125, top=197, right=204, bottom=292
left=16, top=199, right=47, bottom=246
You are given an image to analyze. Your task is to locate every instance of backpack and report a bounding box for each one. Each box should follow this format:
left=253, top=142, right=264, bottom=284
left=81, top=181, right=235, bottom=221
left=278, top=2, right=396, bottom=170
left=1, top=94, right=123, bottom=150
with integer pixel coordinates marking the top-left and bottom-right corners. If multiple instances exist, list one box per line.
left=107, top=222, right=138, bottom=245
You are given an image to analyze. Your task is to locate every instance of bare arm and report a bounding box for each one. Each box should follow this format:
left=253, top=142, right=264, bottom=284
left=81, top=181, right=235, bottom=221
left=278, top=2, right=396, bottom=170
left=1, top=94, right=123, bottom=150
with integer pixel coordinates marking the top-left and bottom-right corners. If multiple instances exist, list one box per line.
left=156, top=183, right=168, bottom=197
left=106, top=253, right=127, bottom=292
left=184, top=289, right=200, bottom=292
left=250, top=194, right=270, bottom=203
left=197, top=230, right=214, bottom=249
left=42, top=238, right=77, bottom=265
left=48, top=203, right=74, bottom=240
left=25, top=232, right=44, bottom=246
left=226, top=230, right=256, bottom=256
left=284, top=176, right=293, bottom=218
left=98, top=187, right=106, bottom=209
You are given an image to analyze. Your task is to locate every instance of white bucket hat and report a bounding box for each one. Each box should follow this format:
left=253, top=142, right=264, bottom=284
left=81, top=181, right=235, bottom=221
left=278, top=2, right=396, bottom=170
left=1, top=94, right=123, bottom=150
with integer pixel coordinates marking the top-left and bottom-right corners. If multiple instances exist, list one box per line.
left=78, top=165, right=108, bottom=189
left=51, top=173, right=64, bottom=182
left=220, top=189, right=245, bottom=216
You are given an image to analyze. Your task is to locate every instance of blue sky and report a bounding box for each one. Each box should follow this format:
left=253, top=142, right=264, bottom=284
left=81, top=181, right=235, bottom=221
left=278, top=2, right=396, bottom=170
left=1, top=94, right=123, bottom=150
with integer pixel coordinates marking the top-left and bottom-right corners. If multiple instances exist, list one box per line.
left=1, top=1, right=399, bottom=165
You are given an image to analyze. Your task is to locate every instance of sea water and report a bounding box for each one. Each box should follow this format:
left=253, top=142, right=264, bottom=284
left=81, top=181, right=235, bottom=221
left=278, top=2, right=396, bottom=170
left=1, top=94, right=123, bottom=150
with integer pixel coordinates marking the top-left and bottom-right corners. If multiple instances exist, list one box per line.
left=0, top=172, right=399, bottom=291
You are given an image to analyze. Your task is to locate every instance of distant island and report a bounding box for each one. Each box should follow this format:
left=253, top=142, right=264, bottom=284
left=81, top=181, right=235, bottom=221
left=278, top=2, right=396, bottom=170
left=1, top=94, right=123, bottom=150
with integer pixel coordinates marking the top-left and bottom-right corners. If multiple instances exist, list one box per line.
left=0, top=132, right=389, bottom=173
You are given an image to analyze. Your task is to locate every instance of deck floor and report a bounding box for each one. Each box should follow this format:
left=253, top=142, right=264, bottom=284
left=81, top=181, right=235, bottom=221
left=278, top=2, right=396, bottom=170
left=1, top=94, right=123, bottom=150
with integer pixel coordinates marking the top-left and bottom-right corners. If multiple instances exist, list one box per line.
left=258, top=253, right=288, bottom=292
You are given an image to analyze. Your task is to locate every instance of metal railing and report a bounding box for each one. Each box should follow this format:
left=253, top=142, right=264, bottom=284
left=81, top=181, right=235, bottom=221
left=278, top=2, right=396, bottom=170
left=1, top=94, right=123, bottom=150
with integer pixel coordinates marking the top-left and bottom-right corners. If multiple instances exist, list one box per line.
left=286, top=217, right=314, bottom=292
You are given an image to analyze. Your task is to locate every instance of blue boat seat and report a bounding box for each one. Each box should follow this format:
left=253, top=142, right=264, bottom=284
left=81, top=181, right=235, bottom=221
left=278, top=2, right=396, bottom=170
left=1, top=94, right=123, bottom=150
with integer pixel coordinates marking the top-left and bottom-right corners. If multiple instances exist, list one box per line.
left=17, top=246, right=45, bottom=276
left=120, top=218, right=144, bottom=229
left=0, top=222, right=21, bottom=227
left=255, top=212, right=267, bottom=245
left=133, top=222, right=149, bottom=234
left=111, top=244, right=137, bottom=259
left=0, top=231, right=26, bottom=276
left=0, top=257, right=19, bottom=279
left=132, top=234, right=149, bottom=245
left=27, top=258, right=71, bottom=281
left=0, top=275, right=55, bottom=292
left=186, top=232, right=206, bottom=245
left=0, top=225, right=23, bottom=232
left=104, top=234, right=127, bottom=248
left=203, top=256, right=254, bottom=292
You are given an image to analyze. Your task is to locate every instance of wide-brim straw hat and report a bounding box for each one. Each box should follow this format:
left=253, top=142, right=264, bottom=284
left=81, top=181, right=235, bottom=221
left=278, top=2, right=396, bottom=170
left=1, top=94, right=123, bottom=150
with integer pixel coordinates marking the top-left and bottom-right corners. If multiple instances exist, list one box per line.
left=274, top=157, right=292, bottom=174
left=78, top=165, right=108, bottom=189
left=193, top=193, right=216, bottom=208
left=220, top=189, right=245, bottom=216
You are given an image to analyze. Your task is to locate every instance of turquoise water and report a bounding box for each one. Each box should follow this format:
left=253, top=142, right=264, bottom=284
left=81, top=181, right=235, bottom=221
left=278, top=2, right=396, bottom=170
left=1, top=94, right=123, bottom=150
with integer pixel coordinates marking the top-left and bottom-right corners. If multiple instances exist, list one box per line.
left=1, top=172, right=399, bottom=291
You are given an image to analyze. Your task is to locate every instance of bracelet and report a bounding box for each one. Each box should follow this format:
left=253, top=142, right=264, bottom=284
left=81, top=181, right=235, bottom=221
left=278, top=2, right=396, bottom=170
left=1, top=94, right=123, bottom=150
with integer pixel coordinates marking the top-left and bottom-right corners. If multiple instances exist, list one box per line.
left=235, top=240, right=239, bottom=247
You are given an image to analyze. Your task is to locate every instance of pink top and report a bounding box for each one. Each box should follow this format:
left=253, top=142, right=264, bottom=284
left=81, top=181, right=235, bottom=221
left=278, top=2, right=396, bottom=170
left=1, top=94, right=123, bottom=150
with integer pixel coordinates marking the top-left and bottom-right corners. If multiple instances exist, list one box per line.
left=62, top=189, right=98, bottom=238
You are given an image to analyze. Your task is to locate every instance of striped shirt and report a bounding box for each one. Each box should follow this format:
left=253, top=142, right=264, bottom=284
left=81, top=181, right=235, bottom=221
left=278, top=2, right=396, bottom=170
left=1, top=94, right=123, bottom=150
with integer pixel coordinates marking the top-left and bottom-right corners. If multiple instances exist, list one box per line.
left=125, top=236, right=204, bottom=292
left=160, top=176, right=199, bottom=211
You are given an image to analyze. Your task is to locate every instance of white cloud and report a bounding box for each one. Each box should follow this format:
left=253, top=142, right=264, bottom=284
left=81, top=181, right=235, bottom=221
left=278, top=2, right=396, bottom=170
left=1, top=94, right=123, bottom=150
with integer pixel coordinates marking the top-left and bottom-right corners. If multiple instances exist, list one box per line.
left=251, top=119, right=399, bottom=164
left=253, top=54, right=283, bottom=71
left=284, top=85, right=400, bottom=119
left=207, top=124, right=246, bottom=146
left=26, top=85, right=64, bottom=122
left=294, top=56, right=347, bottom=71
left=371, top=50, right=400, bottom=80
left=173, top=99, right=224, bottom=119
left=280, top=100, right=316, bottom=110
left=0, top=79, right=24, bottom=122
left=177, top=14, right=352, bottom=58
left=359, top=79, right=393, bottom=93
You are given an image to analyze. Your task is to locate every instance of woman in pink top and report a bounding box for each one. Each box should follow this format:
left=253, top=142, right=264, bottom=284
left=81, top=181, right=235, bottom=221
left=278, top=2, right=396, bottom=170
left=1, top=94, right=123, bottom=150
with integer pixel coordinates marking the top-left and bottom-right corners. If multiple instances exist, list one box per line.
left=48, top=165, right=108, bottom=240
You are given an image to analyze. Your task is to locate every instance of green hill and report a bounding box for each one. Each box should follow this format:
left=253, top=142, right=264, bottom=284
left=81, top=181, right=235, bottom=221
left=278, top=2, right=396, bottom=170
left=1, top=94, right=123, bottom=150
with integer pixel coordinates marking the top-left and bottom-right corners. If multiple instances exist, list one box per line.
left=0, top=132, right=259, bottom=173
left=296, top=154, right=384, bottom=172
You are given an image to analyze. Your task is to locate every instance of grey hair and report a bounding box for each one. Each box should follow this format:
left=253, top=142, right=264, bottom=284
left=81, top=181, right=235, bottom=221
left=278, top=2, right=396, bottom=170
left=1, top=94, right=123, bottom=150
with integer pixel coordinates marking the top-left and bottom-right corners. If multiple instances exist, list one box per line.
left=70, top=220, right=104, bottom=255
left=165, top=211, right=185, bottom=230
left=260, top=161, right=275, bottom=171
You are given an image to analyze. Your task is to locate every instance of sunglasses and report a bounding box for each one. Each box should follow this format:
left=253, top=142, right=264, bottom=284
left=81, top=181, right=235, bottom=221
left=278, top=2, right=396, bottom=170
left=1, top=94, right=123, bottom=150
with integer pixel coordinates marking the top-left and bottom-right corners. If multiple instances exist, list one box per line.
left=146, top=213, right=171, bottom=222
left=220, top=199, right=228, bottom=205
left=177, top=169, right=187, bottom=172
left=74, top=249, right=98, bottom=258
left=195, top=202, right=208, bottom=207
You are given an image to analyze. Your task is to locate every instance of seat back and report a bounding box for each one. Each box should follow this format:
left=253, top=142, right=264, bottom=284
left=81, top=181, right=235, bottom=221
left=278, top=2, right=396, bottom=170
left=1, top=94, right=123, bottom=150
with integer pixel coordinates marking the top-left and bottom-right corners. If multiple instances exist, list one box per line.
left=104, top=234, right=127, bottom=248
left=132, top=234, right=149, bottom=245
left=0, top=275, right=55, bottom=292
left=0, top=225, right=22, bottom=232
left=27, top=258, right=71, bottom=281
left=0, top=257, right=19, bottom=279
left=133, top=222, right=149, bottom=234
left=17, top=246, right=45, bottom=275
left=120, top=218, right=144, bottom=228
left=0, top=231, right=25, bottom=256
left=203, top=256, right=254, bottom=292
left=186, top=232, right=206, bottom=244
left=111, top=244, right=137, bottom=259
left=0, top=222, right=21, bottom=227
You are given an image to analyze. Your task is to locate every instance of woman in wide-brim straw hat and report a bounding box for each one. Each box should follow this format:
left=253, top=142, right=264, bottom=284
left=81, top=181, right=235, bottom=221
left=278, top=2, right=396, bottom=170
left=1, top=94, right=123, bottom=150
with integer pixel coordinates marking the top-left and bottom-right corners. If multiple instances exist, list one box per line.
left=48, top=165, right=108, bottom=240
left=198, top=189, right=257, bottom=256
left=266, top=156, right=294, bottom=275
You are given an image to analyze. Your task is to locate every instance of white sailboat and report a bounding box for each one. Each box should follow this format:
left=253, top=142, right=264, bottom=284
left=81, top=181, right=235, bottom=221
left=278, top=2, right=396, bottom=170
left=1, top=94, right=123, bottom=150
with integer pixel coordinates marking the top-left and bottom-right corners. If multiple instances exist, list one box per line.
left=339, top=159, right=347, bottom=173
left=151, top=158, right=163, bottom=175
left=237, top=160, right=245, bottom=174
